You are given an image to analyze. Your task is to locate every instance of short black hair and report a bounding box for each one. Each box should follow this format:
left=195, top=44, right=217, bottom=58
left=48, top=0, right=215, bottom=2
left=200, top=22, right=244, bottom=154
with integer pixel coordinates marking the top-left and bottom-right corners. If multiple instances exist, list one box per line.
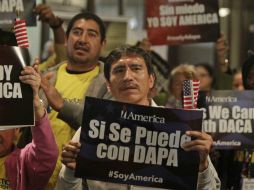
left=66, top=12, right=106, bottom=43
left=195, top=63, right=214, bottom=78
left=195, top=63, right=215, bottom=87
left=104, top=45, right=155, bottom=81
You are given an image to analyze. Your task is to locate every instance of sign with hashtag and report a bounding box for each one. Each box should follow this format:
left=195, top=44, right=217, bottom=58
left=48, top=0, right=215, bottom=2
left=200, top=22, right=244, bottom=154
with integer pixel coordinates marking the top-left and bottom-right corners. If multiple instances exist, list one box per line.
left=242, top=178, right=254, bottom=190
left=198, top=90, right=254, bottom=149
left=145, top=0, right=220, bottom=45
left=75, top=97, right=203, bottom=189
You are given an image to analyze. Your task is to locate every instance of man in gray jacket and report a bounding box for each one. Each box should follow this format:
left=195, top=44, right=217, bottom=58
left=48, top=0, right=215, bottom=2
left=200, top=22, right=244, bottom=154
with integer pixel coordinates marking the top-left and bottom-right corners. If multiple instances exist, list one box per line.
left=39, top=11, right=112, bottom=189
left=55, top=45, right=221, bottom=190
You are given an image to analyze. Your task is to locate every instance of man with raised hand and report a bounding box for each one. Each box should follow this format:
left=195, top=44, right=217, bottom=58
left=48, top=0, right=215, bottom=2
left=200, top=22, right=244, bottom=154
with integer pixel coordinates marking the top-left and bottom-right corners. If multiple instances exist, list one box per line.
left=38, top=12, right=111, bottom=189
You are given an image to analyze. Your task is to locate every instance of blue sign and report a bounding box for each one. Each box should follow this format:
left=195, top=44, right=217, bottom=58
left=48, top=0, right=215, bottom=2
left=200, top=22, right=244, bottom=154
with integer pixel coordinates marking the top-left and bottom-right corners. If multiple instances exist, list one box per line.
left=75, top=97, right=203, bottom=189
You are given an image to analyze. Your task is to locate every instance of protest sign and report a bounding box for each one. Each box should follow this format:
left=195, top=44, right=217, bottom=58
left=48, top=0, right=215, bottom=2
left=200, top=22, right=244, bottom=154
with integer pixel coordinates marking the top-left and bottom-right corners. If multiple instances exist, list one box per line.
left=242, top=177, right=254, bottom=190
left=0, top=46, right=34, bottom=129
left=75, top=97, right=203, bottom=189
left=199, top=90, right=254, bottom=149
left=0, top=0, right=36, bottom=28
left=145, top=0, right=220, bottom=45
left=0, top=29, right=17, bottom=46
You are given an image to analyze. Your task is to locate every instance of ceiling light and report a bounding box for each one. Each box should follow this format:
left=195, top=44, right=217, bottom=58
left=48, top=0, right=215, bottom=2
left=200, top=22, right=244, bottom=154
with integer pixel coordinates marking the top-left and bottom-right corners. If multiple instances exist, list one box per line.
left=219, top=8, right=230, bottom=17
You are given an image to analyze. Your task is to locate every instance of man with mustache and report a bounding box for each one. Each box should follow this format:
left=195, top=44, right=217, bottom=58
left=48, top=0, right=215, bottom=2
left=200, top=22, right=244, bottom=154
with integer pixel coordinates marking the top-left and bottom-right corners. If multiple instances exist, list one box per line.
left=55, top=46, right=221, bottom=190
left=38, top=12, right=111, bottom=189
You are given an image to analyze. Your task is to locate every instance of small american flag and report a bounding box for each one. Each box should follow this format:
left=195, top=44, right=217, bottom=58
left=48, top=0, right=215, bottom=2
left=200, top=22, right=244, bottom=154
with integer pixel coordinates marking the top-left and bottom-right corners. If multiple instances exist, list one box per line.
left=183, top=80, right=200, bottom=109
left=13, top=18, right=29, bottom=48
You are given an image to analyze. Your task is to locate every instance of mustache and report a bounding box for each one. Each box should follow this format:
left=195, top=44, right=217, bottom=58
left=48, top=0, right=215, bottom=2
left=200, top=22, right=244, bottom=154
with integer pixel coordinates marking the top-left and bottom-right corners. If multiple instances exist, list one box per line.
left=75, top=42, right=90, bottom=51
left=119, top=82, right=139, bottom=90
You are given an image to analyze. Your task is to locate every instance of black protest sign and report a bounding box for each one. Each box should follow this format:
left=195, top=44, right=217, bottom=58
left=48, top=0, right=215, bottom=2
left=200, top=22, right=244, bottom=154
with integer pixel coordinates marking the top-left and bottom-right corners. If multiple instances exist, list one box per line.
left=0, top=46, right=34, bottom=129
left=75, top=97, right=203, bottom=189
left=0, top=0, right=36, bottom=28
left=199, top=90, right=254, bottom=149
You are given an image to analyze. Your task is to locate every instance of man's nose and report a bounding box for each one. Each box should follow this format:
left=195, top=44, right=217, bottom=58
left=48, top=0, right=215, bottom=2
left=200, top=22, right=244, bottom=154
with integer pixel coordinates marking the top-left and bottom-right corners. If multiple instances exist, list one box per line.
left=123, top=68, right=133, bottom=80
left=78, top=32, right=89, bottom=43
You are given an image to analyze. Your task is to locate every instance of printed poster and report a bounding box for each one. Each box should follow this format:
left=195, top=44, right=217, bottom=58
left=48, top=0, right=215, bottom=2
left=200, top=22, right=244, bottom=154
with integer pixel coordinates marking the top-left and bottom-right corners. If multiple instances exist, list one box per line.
left=0, top=46, right=34, bottom=129
left=75, top=97, right=203, bottom=189
left=0, top=0, right=36, bottom=28
left=199, top=90, right=254, bottom=149
left=145, top=0, right=220, bottom=45
left=241, top=177, right=254, bottom=190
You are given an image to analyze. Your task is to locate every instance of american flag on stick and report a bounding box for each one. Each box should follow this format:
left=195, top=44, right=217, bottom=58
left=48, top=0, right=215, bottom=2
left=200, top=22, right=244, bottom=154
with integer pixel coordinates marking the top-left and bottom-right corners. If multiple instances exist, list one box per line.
left=13, top=18, right=29, bottom=48
left=183, top=80, right=200, bottom=109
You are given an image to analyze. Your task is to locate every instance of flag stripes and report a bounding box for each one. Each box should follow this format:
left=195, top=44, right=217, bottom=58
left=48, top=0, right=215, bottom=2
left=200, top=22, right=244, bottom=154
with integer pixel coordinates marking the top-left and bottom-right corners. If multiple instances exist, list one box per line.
left=183, top=80, right=200, bottom=109
left=14, top=19, right=29, bottom=48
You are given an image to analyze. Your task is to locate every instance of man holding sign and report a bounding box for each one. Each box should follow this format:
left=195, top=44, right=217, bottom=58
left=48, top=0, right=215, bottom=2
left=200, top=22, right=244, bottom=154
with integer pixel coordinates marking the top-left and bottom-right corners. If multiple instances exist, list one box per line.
left=55, top=46, right=220, bottom=190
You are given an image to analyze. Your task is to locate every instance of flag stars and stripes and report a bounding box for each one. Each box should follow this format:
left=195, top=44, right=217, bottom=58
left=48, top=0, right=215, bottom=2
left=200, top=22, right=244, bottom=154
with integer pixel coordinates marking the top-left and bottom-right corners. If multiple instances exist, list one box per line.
left=183, top=80, right=200, bottom=109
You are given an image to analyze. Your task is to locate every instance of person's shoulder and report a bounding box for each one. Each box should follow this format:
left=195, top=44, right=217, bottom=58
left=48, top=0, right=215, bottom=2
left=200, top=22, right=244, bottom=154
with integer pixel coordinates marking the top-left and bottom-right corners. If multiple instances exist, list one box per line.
left=98, top=60, right=105, bottom=71
left=93, top=61, right=106, bottom=80
left=45, top=61, right=67, bottom=73
left=6, top=147, right=22, bottom=162
left=151, top=99, right=164, bottom=108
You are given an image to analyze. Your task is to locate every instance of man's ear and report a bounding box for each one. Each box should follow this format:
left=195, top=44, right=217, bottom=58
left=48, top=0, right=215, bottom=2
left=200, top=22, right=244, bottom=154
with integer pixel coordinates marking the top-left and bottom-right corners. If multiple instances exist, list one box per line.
left=64, top=36, right=68, bottom=48
left=106, top=80, right=111, bottom=93
left=149, top=73, right=156, bottom=89
left=101, top=39, right=107, bottom=50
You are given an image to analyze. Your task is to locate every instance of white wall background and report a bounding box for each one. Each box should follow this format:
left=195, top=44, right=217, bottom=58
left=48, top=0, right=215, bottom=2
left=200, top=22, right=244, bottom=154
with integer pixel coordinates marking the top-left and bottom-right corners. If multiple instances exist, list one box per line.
left=27, top=0, right=42, bottom=64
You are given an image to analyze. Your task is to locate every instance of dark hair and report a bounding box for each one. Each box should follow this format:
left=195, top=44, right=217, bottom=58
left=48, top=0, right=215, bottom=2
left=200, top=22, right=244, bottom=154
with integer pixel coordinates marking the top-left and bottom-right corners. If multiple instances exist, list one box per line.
left=242, top=53, right=254, bottom=89
left=66, top=12, right=106, bottom=42
left=195, top=63, right=214, bottom=78
left=104, top=45, right=155, bottom=81
left=195, top=63, right=215, bottom=87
